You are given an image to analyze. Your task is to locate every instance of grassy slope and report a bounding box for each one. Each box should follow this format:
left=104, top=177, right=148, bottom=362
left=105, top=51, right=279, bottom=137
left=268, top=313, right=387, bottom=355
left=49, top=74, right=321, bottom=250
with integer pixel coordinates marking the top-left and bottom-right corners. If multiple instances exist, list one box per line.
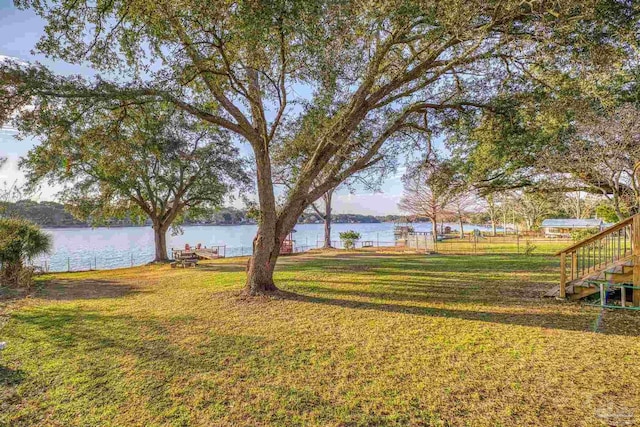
left=1, top=250, right=640, bottom=426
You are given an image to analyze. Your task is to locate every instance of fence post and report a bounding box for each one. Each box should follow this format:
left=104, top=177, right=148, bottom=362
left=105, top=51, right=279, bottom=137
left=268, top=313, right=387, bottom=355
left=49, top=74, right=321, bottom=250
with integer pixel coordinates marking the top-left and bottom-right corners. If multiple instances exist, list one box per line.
left=67, top=257, right=70, bottom=272
left=559, top=252, right=567, bottom=299
left=633, top=215, right=640, bottom=306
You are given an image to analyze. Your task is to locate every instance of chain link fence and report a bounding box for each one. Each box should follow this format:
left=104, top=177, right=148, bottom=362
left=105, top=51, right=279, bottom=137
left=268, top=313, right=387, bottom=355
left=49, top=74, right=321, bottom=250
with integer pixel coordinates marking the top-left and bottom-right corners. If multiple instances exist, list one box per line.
left=404, top=233, right=573, bottom=255
left=28, top=233, right=569, bottom=273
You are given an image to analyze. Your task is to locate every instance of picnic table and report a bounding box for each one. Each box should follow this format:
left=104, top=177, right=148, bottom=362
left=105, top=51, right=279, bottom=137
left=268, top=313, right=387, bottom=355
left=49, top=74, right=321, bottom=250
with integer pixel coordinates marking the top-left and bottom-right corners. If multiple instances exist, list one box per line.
left=171, top=249, right=199, bottom=268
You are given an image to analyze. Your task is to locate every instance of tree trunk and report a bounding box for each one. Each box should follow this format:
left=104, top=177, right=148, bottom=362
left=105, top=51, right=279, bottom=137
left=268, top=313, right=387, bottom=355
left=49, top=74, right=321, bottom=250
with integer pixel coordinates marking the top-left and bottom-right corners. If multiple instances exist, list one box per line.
left=153, top=222, right=169, bottom=262
left=245, top=149, right=281, bottom=294
left=245, top=222, right=279, bottom=294
left=613, top=193, right=624, bottom=221
left=503, top=211, right=507, bottom=236
left=459, top=216, right=464, bottom=239
left=491, top=219, right=496, bottom=237
left=429, top=216, right=438, bottom=244
left=323, top=216, right=332, bottom=248
left=323, top=190, right=333, bottom=248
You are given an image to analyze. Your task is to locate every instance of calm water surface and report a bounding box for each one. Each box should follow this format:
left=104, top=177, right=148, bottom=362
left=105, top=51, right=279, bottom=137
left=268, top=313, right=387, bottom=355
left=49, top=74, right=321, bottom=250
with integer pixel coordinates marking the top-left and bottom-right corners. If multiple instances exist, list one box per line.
left=35, top=222, right=498, bottom=272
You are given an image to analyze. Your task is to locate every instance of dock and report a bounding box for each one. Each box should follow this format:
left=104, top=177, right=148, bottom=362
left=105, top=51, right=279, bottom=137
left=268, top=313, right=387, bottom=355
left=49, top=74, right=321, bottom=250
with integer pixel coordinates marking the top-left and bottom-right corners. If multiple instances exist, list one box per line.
left=194, top=248, right=223, bottom=259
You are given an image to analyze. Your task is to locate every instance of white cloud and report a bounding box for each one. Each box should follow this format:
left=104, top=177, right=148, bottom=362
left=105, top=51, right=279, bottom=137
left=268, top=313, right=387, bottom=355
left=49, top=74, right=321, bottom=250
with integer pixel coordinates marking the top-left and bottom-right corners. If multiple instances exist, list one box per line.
left=0, top=156, right=60, bottom=201
left=0, top=54, right=28, bottom=66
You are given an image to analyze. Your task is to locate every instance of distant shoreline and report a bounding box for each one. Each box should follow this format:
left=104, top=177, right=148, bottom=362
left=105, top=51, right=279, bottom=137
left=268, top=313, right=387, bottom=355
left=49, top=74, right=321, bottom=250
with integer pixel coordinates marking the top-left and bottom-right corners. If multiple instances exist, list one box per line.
left=42, top=220, right=398, bottom=230
left=3, top=200, right=400, bottom=229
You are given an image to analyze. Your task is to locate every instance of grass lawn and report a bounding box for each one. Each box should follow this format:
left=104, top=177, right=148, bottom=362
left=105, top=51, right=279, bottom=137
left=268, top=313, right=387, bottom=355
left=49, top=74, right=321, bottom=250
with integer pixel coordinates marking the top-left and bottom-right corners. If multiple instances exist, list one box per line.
left=1, top=250, right=640, bottom=426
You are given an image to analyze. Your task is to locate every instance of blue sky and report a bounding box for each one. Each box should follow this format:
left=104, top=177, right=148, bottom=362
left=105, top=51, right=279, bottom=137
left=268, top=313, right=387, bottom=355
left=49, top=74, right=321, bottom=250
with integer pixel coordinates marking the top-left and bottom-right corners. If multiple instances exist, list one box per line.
left=0, top=0, right=425, bottom=215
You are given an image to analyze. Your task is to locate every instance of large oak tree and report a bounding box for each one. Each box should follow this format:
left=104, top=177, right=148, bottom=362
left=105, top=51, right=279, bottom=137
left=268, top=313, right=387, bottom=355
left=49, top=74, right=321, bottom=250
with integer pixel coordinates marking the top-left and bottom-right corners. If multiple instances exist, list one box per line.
left=1, top=0, right=636, bottom=294
left=21, top=104, right=248, bottom=262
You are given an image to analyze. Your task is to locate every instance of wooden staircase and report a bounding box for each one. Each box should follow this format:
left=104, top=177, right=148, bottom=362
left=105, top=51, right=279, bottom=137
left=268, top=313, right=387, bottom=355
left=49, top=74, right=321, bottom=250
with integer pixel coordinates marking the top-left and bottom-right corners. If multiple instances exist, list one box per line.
left=549, top=214, right=640, bottom=307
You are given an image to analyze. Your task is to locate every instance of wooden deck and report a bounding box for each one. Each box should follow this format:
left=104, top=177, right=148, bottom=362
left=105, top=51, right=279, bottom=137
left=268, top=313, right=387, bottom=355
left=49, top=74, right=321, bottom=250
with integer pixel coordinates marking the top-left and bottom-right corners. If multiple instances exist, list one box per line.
left=194, top=248, right=223, bottom=259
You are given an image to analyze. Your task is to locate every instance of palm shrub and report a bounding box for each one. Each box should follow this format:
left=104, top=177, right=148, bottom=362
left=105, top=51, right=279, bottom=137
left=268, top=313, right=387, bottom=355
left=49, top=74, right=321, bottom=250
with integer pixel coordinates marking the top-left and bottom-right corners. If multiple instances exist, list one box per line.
left=0, top=218, right=52, bottom=287
left=339, top=231, right=361, bottom=250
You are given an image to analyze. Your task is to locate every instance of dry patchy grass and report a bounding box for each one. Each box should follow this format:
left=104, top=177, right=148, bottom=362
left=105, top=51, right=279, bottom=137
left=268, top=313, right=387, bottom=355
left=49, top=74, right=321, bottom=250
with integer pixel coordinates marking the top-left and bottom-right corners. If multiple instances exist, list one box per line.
left=1, top=251, right=639, bottom=426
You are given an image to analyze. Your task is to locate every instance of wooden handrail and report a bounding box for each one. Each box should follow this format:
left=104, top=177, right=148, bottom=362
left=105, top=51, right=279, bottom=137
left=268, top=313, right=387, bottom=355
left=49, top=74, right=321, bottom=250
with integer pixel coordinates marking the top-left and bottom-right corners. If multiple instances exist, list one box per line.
left=555, top=214, right=637, bottom=256
left=556, top=214, right=639, bottom=300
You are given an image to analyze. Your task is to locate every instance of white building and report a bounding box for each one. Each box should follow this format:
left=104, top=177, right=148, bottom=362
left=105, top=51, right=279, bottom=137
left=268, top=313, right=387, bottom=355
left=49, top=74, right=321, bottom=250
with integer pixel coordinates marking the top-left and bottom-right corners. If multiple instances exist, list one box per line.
left=540, top=218, right=605, bottom=238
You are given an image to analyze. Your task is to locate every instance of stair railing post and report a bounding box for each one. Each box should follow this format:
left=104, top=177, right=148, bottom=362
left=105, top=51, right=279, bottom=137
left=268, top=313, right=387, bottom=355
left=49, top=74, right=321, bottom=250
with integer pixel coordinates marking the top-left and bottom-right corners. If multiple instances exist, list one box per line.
left=633, top=215, right=640, bottom=306
left=560, top=251, right=567, bottom=299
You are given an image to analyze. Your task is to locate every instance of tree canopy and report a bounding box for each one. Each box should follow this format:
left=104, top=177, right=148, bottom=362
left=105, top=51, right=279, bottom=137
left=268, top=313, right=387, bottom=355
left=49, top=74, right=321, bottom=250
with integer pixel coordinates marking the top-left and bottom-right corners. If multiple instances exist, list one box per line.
left=21, top=104, right=249, bottom=261
left=1, top=0, right=638, bottom=293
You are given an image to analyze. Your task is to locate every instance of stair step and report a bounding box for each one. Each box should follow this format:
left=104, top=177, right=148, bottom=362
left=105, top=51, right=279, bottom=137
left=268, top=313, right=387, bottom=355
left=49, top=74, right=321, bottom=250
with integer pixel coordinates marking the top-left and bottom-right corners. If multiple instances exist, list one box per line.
left=546, top=254, right=636, bottom=299
left=569, top=286, right=600, bottom=301
left=604, top=271, right=633, bottom=283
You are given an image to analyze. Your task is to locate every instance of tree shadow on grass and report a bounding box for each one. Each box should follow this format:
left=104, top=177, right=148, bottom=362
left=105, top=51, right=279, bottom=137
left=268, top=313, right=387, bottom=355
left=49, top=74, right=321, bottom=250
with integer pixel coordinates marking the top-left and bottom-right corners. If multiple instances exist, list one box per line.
left=276, top=291, right=639, bottom=336
left=279, top=280, right=544, bottom=307
left=277, top=262, right=556, bottom=308
left=6, top=306, right=276, bottom=423
left=38, top=278, right=142, bottom=301
left=281, top=254, right=558, bottom=277
left=196, top=262, right=247, bottom=273
left=0, top=365, right=24, bottom=386
left=10, top=306, right=267, bottom=370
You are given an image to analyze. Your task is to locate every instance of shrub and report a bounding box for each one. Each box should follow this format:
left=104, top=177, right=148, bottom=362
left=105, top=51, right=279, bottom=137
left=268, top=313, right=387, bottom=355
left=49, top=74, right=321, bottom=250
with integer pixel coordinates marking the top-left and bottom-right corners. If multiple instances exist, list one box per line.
left=339, top=230, right=361, bottom=250
left=595, top=204, right=621, bottom=223
left=0, top=218, right=52, bottom=287
left=570, top=227, right=600, bottom=242
left=523, top=240, right=537, bottom=256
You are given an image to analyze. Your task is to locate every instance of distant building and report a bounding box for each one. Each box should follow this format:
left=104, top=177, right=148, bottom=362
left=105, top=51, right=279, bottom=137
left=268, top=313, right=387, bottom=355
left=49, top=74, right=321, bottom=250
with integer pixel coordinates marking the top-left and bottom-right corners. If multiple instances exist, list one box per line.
left=540, top=218, right=605, bottom=238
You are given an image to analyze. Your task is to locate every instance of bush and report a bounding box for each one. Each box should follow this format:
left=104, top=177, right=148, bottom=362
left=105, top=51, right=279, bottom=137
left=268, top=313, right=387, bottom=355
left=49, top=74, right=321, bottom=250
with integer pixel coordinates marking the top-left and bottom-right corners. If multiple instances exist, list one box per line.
left=595, top=204, right=620, bottom=223
left=0, top=218, right=52, bottom=287
left=570, top=227, right=600, bottom=242
left=339, top=230, right=361, bottom=250
left=523, top=240, right=537, bottom=256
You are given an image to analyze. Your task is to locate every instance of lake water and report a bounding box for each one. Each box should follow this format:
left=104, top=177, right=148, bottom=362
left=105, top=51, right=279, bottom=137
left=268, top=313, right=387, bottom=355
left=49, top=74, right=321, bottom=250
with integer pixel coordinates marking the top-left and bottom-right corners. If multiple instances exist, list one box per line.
left=33, top=221, right=500, bottom=272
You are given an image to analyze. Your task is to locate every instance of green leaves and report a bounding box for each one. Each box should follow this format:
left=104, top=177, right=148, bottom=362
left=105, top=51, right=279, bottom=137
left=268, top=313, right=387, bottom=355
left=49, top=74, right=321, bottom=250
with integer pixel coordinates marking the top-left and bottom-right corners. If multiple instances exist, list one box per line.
left=21, top=101, right=249, bottom=228
left=0, top=218, right=52, bottom=264
left=339, top=230, right=360, bottom=249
